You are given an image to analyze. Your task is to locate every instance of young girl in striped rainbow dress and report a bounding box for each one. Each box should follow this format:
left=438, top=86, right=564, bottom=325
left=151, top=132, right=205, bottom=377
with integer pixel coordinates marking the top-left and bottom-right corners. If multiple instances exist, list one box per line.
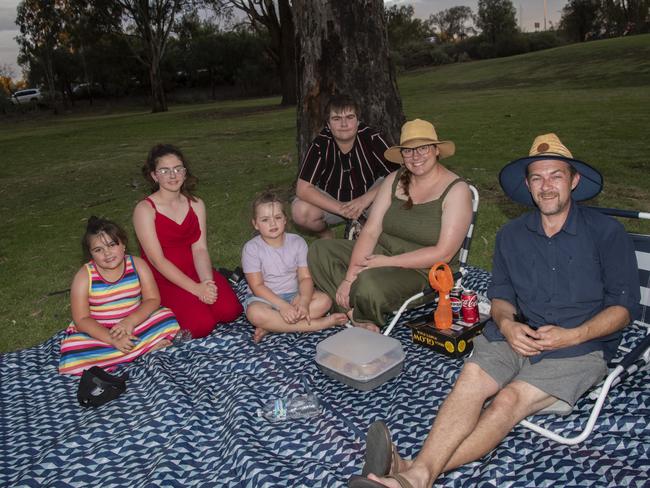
left=59, top=217, right=180, bottom=376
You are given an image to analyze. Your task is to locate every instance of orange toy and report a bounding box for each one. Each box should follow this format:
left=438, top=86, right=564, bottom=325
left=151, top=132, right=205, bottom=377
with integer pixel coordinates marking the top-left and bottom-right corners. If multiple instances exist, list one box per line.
left=428, top=262, right=454, bottom=329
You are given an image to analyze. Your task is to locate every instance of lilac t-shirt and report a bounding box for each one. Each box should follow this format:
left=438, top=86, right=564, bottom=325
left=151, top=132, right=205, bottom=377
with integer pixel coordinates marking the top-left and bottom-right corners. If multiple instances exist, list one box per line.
left=241, top=233, right=308, bottom=295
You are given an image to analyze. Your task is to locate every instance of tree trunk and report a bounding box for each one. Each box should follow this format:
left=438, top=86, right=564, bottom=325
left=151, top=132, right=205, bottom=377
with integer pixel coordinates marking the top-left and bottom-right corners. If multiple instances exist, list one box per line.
left=293, top=0, right=404, bottom=157
left=148, top=50, right=167, bottom=113
left=278, top=0, right=297, bottom=105
left=42, top=47, right=59, bottom=115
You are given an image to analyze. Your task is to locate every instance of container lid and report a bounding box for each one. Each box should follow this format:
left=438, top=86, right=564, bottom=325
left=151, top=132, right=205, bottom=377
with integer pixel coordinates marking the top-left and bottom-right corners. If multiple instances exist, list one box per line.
left=315, top=327, right=405, bottom=382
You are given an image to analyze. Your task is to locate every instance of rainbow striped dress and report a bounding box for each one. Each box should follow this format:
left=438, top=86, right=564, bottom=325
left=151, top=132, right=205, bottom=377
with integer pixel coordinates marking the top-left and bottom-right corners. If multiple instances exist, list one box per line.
left=59, top=255, right=180, bottom=376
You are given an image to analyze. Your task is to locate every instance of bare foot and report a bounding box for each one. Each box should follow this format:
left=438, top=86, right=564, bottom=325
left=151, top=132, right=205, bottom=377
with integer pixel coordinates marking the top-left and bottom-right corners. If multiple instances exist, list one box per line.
left=344, top=310, right=380, bottom=332
left=368, top=463, right=431, bottom=488
left=150, top=339, right=172, bottom=352
left=355, top=322, right=381, bottom=333
left=318, top=312, right=348, bottom=328
left=253, top=327, right=269, bottom=343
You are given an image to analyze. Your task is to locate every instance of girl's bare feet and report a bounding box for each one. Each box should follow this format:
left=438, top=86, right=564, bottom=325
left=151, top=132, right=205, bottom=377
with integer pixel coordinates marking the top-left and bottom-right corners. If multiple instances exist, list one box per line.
left=253, top=327, right=269, bottom=344
left=150, top=339, right=172, bottom=352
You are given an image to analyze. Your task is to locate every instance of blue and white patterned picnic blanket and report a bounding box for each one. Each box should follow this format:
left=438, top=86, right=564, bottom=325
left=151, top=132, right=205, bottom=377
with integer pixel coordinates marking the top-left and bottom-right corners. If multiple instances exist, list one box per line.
left=1, top=267, right=648, bottom=487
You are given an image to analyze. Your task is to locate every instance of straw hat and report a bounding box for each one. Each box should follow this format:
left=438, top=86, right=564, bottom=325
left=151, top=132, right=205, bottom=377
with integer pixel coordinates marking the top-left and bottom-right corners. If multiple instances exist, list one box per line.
left=499, top=133, right=603, bottom=207
left=384, top=119, right=455, bottom=164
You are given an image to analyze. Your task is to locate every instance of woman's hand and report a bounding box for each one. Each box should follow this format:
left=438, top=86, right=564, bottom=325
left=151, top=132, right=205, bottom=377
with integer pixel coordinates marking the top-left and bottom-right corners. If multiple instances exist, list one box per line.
left=361, top=254, right=392, bottom=270
left=336, top=279, right=352, bottom=310
left=196, top=280, right=217, bottom=304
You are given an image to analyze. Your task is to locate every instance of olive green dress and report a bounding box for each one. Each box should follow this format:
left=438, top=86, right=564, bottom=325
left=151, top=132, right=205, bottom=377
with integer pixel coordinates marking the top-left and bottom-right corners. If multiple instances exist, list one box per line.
left=308, top=170, right=465, bottom=326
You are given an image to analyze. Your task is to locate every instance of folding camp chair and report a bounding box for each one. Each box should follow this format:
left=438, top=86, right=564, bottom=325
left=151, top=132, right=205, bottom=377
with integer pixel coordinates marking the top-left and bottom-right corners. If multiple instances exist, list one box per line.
left=519, top=206, right=650, bottom=445
left=383, top=184, right=480, bottom=337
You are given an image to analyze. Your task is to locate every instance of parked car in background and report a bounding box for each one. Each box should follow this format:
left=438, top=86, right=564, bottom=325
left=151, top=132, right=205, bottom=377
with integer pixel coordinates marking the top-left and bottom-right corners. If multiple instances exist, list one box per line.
left=10, top=88, right=43, bottom=105
left=72, top=83, right=104, bottom=99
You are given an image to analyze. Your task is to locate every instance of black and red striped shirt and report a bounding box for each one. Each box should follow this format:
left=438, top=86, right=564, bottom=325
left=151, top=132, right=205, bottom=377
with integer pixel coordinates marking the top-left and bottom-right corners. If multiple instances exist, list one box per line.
left=297, top=124, right=399, bottom=202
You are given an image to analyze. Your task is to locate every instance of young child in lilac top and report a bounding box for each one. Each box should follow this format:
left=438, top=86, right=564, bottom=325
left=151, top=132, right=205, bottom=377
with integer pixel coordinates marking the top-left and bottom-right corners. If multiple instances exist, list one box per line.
left=242, top=192, right=348, bottom=342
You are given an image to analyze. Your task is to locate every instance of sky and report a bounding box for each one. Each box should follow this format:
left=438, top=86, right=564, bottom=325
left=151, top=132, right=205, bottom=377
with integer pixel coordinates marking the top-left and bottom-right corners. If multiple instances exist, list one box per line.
left=0, top=0, right=568, bottom=81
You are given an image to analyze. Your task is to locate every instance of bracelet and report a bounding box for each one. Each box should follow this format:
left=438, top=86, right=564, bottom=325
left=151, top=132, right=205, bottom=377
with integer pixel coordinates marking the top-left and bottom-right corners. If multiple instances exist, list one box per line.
left=343, top=278, right=353, bottom=283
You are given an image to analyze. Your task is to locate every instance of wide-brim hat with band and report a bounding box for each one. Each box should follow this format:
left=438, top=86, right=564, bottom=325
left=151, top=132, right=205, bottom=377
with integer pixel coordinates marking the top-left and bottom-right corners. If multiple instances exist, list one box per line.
left=499, top=133, right=603, bottom=207
left=384, top=119, right=455, bottom=164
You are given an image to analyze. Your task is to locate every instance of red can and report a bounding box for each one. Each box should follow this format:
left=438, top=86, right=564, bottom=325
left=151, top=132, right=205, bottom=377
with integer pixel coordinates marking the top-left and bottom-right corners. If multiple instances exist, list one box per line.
left=450, top=287, right=463, bottom=320
left=461, top=289, right=480, bottom=324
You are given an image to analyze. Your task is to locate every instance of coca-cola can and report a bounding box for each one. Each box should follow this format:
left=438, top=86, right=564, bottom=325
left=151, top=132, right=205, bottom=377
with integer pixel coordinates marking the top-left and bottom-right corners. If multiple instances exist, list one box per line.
left=450, top=287, right=463, bottom=320
left=461, top=289, right=479, bottom=324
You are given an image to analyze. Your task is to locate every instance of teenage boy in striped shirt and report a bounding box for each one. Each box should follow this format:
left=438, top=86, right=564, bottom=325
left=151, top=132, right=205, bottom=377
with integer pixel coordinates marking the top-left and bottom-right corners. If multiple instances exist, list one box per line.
left=292, top=94, right=400, bottom=239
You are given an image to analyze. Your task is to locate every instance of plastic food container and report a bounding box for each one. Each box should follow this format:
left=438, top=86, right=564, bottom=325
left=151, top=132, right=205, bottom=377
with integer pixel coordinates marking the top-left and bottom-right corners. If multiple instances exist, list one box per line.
left=315, top=327, right=405, bottom=391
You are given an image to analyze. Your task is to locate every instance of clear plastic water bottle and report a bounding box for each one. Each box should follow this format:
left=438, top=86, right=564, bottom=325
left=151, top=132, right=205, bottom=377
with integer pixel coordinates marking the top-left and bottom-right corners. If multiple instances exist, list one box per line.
left=257, top=394, right=321, bottom=422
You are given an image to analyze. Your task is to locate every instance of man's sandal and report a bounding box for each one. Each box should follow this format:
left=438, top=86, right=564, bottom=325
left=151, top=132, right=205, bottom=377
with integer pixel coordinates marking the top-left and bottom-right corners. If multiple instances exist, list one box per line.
left=361, top=420, right=398, bottom=477
left=349, top=473, right=414, bottom=488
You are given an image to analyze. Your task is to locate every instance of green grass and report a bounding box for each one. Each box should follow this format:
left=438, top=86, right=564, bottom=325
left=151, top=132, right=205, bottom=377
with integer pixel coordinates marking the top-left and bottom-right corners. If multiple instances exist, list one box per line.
left=1, top=34, right=649, bottom=353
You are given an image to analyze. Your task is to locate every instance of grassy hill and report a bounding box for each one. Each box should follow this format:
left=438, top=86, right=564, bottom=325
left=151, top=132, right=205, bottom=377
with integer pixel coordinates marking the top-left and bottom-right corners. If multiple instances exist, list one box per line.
left=1, top=34, right=649, bottom=352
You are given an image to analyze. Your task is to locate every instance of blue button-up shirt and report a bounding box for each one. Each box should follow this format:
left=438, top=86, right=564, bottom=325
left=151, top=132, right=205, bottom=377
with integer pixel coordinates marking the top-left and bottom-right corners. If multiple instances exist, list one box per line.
left=484, top=203, right=640, bottom=362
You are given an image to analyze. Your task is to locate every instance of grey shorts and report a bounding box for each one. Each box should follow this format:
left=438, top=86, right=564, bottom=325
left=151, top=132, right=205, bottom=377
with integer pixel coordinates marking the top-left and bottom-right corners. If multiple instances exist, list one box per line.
left=293, top=178, right=385, bottom=226
left=243, top=291, right=297, bottom=312
left=466, top=334, right=608, bottom=415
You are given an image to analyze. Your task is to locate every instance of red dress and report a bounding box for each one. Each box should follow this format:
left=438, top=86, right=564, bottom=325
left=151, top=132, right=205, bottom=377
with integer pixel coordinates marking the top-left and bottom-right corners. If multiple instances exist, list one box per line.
left=141, top=197, right=243, bottom=338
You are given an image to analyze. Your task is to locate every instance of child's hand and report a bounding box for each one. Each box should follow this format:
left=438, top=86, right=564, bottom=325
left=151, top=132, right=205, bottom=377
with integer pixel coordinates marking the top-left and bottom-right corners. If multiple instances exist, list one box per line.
left=295, top=304, right=310, bottom=324
left=111, top=334, right=138, bottom=354
left=110, top=319, right=136, bottom=339
left=279, top=302, right=299, bottom=324
left=196, top=280, right=217, bottom=304
left=291, top=296, right=311, bottom=325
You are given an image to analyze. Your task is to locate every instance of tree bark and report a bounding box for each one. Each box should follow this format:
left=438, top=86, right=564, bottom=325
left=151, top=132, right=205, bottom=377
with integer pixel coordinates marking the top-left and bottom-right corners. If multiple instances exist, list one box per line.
left=293, top=0, right=404, bottom=157
left=277, top=0, right=297, bottom=105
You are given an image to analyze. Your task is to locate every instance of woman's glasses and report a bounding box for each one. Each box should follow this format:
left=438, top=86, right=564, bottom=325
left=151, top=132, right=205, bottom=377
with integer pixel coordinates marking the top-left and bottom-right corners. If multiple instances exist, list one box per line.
left=401, top=144, right=434, bottom=158
left=155, top=166, right=187, bottom=176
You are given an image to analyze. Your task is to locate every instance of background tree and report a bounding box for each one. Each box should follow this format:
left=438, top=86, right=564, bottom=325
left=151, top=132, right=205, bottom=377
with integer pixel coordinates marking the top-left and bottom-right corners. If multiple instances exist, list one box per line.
left=230, top=0, right=296, bottom=105
left=560, top=0, right=601, bottom=41
left=384, top=4, right=432, bottom=46
left=476, top=0, right=518, bottom=44
left=293, top=0, right=405, bottom=157
left=106, top=0, right=195, bottom=112
left=15, top=0, right=65, bottom=112
left=428, top=6, right=475, bottom=43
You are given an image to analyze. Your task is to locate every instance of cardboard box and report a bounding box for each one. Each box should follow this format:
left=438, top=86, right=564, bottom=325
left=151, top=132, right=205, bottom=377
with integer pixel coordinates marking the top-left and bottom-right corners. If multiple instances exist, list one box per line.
left=407, top=313, right=489, bottom=358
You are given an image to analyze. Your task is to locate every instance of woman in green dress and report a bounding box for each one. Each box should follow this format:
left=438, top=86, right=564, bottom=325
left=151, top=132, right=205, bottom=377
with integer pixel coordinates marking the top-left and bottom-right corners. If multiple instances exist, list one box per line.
left=308, top=119, right=473, bottom=332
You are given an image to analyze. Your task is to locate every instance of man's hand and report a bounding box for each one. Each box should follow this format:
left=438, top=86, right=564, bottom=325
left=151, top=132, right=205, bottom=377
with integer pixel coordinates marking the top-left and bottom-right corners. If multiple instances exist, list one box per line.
left=500, top=319, right=544, bottom=357
left=340, top=196, right=368, bottom=220
left=534, top=325, right=578, bottom=351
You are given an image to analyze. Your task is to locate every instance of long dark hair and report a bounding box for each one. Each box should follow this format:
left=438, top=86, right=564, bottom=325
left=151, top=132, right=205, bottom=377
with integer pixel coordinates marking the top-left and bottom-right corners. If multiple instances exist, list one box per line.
left=398, top=170, right=414, bottom=210
left=142, top=144, right=198, bottom=201
left=81, top=216, right=128, bottom=262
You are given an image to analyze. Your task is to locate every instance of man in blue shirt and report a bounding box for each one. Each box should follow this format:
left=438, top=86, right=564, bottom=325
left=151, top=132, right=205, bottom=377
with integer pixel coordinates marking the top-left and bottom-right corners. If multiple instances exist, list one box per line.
left=349, top=134, right=640, bottom=488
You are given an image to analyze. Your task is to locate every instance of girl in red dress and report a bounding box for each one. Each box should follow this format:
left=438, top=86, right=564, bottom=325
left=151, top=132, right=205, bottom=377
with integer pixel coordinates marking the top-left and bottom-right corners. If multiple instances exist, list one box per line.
left=133, top=144, right=243, bottom=338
